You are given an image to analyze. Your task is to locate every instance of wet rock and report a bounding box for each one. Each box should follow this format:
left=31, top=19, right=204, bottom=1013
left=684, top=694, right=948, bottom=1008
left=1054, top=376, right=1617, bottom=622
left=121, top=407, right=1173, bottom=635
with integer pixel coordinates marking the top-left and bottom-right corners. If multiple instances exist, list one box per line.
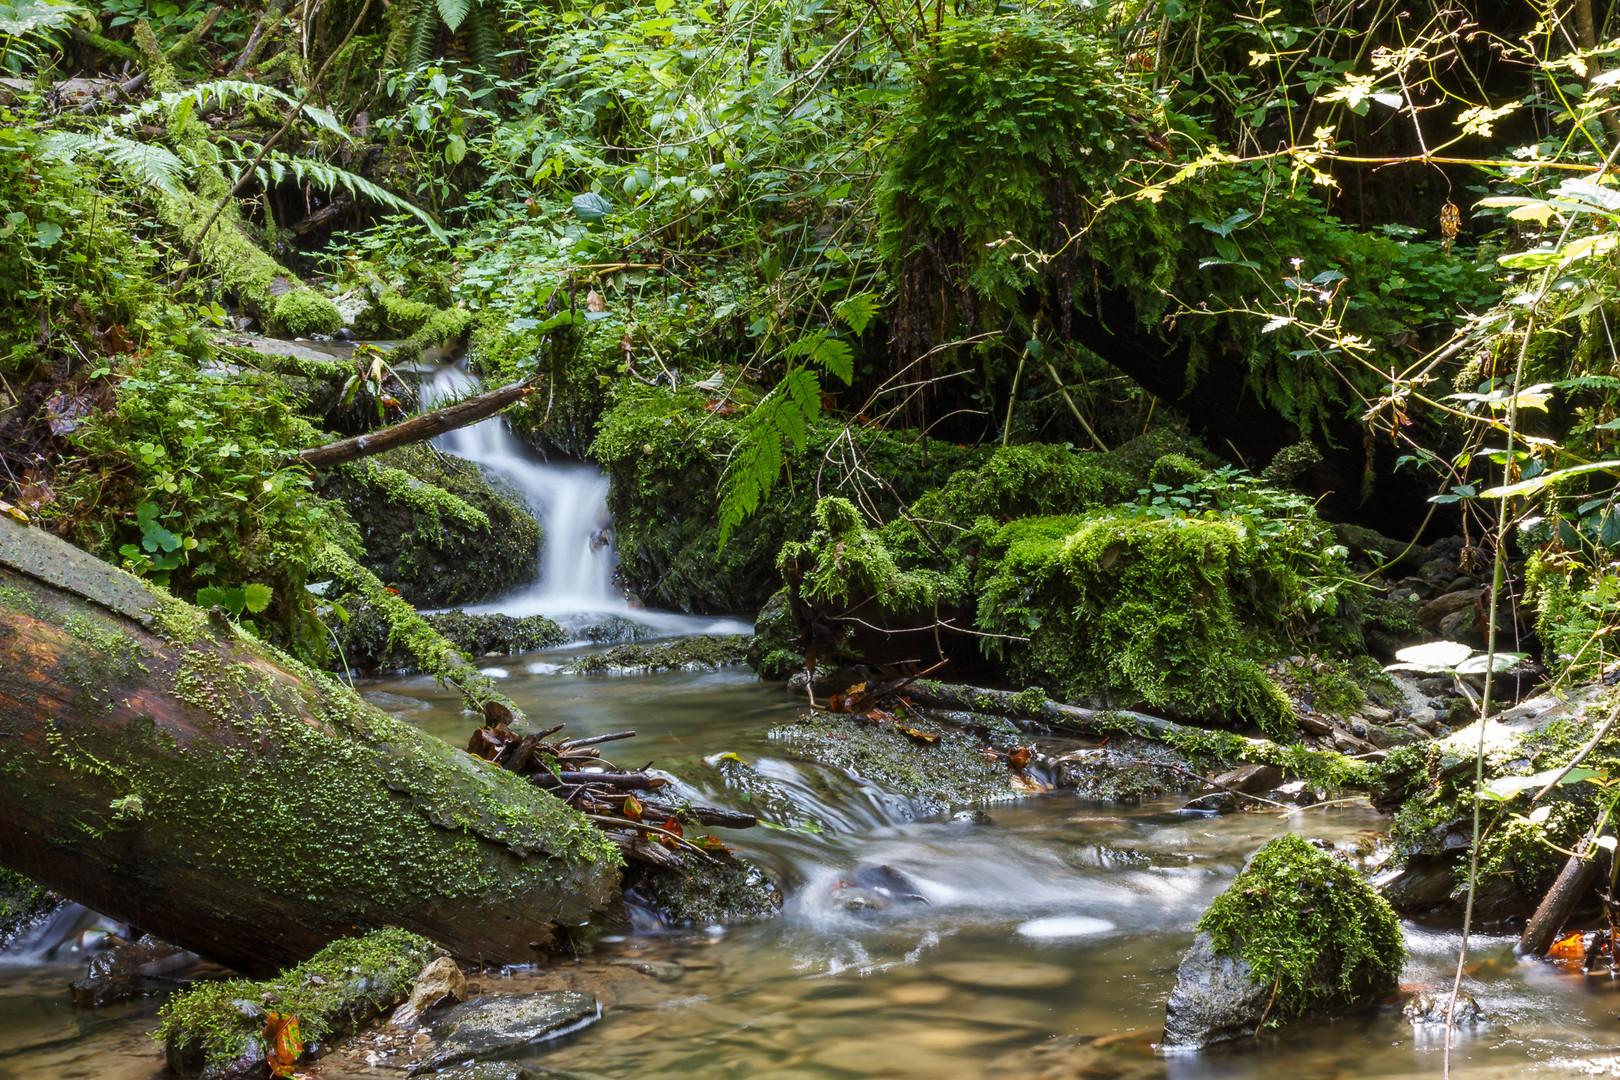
left=1268, top=779, right=1316, bottom=806
left=1181, top=791, right=1236, bottom=814
left=390, top=956, right=468, bottom=1028
left=410, top=992, right=600, bottom=1075
left=1209, top=763, right=1283, bottom=793
left=568, top=635, right=751, bottom=675
left=316, top=444, right=542, bottom=608
left=430, top=1065, right=531, bottom=1080
left=337, top=607, right=566, bottom=673
left=951, top=808, right=994, bottom=825
left=624, top=856, right=783, bottom=926
left=852, top=864, right=929, bottom=903
left=0, top=868, right=65, bottom=949
left=1162, top=932, right=1272, bottom=1049
left=71, top=934, right=200, bottom=1008
left=1417, top=557, right=1459, bottom=585
left=1163, top=836, right=1402, bottom=1049
left=1418, top=588, right=1481, bottom=632
left=1404, top=989, right=1487, bottom=1026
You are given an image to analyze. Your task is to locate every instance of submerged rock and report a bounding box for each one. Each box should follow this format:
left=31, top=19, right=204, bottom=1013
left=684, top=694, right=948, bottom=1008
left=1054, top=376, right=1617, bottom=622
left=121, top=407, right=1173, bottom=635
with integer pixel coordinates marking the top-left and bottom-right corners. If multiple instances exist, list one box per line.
left=568, top=634, right=752, bottom=675
left=410, top=991, right=600, bottom=1075
left=1404, top=989, right=1488, bottom=1026
left=1162, top=835, right=1403, bottom=1050
left=71, top=933, right=200, bottom=1008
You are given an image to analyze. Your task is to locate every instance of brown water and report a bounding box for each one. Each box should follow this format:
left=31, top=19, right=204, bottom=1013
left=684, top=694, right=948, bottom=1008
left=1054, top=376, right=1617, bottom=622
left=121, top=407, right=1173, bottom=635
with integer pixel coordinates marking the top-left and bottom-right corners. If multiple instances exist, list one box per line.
left=5, top=654, right=1620, bottom=1080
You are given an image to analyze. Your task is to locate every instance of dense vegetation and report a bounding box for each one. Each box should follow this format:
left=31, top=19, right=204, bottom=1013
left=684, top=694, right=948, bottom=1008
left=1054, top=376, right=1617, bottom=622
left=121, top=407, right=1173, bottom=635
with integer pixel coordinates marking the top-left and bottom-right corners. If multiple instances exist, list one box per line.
left=7, top=0, right=1620, bottom=924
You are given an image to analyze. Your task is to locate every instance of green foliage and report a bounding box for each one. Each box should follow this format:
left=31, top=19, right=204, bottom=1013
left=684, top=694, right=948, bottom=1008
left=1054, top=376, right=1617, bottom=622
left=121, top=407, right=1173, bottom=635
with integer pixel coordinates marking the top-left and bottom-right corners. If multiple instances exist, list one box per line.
left=1200, top=835, right=1403, bottom=1025
left=63, top=348, right=343, bottom=657
left=779, top=496, right=945, bottom=611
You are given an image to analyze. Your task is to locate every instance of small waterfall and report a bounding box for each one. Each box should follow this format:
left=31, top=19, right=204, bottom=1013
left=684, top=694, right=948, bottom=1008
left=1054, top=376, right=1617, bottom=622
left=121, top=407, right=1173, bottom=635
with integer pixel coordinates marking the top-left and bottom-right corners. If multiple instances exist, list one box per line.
left=422, top=366, right=748, bottom=638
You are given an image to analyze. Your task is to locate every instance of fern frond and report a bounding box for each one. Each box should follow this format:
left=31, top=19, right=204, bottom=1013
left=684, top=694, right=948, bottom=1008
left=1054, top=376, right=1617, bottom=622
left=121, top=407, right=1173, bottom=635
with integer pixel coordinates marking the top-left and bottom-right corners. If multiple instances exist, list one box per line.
left=225, top=152, right=448, bottom=243
left=436, top=0, right=470, bottom=32
left=406, top=1, right=439, bottom=70
left=121, top=81, right=352, bottom=142
left=39, top=131, right=187, bottom=198
left=717, top=367, right=824, bottom=550
left=464, top=2, right=501, bottom=83
left=783, top=330, right=854, bottom=384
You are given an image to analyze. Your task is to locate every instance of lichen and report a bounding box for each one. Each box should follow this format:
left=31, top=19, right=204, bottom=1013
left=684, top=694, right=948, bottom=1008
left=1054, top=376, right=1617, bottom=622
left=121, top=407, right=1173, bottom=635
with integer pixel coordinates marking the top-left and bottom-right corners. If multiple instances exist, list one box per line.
left=1199, top=835, right=1403, bottom=1026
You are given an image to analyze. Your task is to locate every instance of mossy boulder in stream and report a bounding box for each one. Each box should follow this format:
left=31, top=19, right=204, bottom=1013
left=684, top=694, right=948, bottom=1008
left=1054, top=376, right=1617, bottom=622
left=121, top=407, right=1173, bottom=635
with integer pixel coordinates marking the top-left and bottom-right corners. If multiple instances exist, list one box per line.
left=333, top=603, right=566, bottom=673
left=625, top=858, right=784, bottom=926
left=569, top=635, right=752, bottom=675
left=317, top=444, right=540, bottom=608
left=1163, top=835, right=1403, bottom=1048
left=0, top=868, right=63, bottom=947
left=159, top=928, right=443, bottom=1078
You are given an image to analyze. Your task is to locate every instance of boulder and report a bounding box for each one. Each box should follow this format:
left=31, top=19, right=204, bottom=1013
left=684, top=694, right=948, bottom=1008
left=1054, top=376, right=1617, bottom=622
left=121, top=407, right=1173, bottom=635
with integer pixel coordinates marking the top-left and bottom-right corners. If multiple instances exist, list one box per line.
left=1417, top=588, right=1480, bottom=632
left=1209, top=763, right=1284, bottom=793
left=1404, top=989, right=1487, bottom=1026
left=410, top=992, right=600, bottom=1075
left=1161, top=835, right=1404, bottom=1049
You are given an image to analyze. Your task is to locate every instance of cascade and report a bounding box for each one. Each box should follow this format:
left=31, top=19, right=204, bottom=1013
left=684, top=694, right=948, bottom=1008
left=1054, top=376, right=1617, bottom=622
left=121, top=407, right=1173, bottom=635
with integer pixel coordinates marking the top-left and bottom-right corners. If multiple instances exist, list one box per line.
left=421, top=366, right=747, bottom=638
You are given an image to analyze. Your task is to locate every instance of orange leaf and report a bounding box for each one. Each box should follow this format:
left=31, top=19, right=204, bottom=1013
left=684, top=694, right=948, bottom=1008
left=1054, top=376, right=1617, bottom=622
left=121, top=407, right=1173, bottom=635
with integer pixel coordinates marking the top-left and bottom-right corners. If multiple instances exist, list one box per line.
left=264, top=1012, right=302, bottom=1078
left=898, top=726, right=940, bottom=744
left=1549, top=931, right=1587, bottom=959
left=623, top=795, right=643, bottom=822
left=1008, top=746, right=1032, bottom=770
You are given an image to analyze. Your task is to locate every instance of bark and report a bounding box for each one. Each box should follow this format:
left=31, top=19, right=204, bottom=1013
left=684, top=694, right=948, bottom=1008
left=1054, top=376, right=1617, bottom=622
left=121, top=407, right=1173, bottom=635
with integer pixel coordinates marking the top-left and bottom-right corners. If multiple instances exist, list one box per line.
left=0, top=515, right=620, bottom=977
left=291, top=379, right=536, bottom=469
left=1519, top=828, right=1608, bottom=956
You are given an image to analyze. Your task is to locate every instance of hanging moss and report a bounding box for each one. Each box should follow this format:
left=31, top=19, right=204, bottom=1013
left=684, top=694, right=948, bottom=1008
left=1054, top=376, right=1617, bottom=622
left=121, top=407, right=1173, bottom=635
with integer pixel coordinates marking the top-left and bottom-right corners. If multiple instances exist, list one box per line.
left=1198, top=835, right=1403, bottom=1026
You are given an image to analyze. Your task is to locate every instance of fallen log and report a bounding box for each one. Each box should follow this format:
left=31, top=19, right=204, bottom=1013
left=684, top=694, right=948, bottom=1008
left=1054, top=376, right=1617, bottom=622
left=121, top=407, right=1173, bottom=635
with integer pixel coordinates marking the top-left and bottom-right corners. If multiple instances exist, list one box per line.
left=0, top=515, right=620, bottom=976
left=1520, top=828, right=1609, bottom=956
left=291, top=379, right=535, bottom=469
left=893, top=679, right=1233, bottom=743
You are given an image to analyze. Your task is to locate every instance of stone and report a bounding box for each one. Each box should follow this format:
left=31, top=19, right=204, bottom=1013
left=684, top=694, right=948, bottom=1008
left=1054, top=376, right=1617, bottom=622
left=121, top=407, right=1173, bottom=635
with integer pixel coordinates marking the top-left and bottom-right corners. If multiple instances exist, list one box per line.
left=1209, top=764, right=1283, bottom=793
left=410, top=992, right=600, bottom=1075
left=430, top=1066, right=531, bottom=1080
left=1181, top=791, right=1236, bottom=814
left=1161, top=932, right=1271, bottom=1050
left=1403, top=989, right=1487, bottom=1026
left=951, top=809, right=994, bottom=825
left=1268, top=779, right=1315, bottom=806
left=71, top=934, right=200, bottom=1008
left=1437, top=607, right=1478, bottom=641
left=1418, top=588, right=1481, bottom=631
left=390, top=956, right=468, bottom=1028
left=1417, top=557, right=1459, bottom=585
left=607, top=958, right=684, bottom=982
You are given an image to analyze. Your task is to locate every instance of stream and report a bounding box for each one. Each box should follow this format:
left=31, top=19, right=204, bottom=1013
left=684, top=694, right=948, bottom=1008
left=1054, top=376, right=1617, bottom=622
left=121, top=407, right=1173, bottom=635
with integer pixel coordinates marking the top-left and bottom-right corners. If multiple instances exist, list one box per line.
left=6, top=661, right=1620, bottom=1079
left=4, top=363, right=1620, bottom=1079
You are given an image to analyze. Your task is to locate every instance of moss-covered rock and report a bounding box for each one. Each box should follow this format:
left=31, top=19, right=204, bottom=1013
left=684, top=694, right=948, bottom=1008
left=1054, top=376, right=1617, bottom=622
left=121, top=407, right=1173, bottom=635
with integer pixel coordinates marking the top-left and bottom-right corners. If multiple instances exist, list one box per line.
left=270, top=288, right=345, bottom=339
left=1163, top=835, right=1403, bottom=1048
left=974, top=506, right=1352, bottom=738
left=768, top=711, right=1024, bottom=814
left=333, top=604, right=567, bottom=673
left=624, top=858, right=783, bottom=926
left=747, top=589, right=802, bottom=680
left=568, top=635, right=751, bottom=675
left=317, top=444, right=540, bottom=608
left=0, top=867, right=63, bottom=947
left=159, top=928, right=443, bottom=1078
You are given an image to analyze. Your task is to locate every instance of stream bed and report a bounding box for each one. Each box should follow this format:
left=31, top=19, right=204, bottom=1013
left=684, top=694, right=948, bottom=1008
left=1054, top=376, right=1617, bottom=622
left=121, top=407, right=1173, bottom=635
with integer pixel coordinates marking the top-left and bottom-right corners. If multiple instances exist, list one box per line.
left=4, top=657, right=1620, bottom=1080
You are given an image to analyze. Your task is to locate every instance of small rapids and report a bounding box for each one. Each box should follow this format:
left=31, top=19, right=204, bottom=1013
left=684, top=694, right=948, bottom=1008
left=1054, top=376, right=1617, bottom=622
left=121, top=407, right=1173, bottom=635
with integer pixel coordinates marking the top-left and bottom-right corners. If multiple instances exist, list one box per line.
left=419, top=365, right=749, bottom=639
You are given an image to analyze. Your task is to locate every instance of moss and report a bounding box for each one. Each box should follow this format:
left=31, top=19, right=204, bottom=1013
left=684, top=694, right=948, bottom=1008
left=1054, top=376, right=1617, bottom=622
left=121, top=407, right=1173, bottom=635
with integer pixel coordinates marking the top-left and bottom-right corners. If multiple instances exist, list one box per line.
left=157, top=928, right=442, bottom=1074
left=355, top=287, right=474, bottom=347
left=907, top=443, right=1137, bottom=527
left=334, top=605, right=566, bottom=673
left=317, top=444, right=540, bottom=608
left=0, top=868, right=63, bottom=947
left=746, top=589, right=803, bottom=680
left=1260, top=441, right=1324, bottom=487
left=1148, top=453, right=1210, bottom=489
left=625, top=858, right=783, bottom=926
left=768, top=712, right=1021, bottom=814
left=570, top=635, right=752, bottom=675
left=270, top=288, right=345, bottom=338
left=1199, top=835, right=1403, bottom=1026
left=975, top=510, right=1327, bottom=737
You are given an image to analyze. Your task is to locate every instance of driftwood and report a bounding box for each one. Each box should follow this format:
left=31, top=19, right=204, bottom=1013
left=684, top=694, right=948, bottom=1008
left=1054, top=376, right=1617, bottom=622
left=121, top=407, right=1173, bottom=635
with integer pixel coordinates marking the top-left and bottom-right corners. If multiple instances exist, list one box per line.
left=0, top=515, right=619, bottom=976
left=291, top=379, right=535, bottom=469
left=891, top=679, right=1238, bottom=744
left=1520, top=828, right=1609, bottom=956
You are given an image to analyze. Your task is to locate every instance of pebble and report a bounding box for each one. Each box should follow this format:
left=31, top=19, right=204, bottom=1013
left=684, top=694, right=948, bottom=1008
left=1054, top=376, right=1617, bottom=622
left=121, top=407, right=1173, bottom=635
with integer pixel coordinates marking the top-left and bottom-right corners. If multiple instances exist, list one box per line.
left=883, top=981, right=955, bottom=1006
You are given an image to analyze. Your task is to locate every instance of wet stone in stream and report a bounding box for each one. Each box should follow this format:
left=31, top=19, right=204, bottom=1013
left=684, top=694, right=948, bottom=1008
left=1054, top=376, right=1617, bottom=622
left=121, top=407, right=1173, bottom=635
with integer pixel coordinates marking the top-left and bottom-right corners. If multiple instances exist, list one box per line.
left=410, top=992, right=600, bottom=1075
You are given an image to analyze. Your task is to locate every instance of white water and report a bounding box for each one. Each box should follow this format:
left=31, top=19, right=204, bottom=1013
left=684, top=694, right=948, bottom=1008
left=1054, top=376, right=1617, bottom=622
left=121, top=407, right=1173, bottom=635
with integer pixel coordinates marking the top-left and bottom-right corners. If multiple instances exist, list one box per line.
left=422, top=366, right=749, bottom=639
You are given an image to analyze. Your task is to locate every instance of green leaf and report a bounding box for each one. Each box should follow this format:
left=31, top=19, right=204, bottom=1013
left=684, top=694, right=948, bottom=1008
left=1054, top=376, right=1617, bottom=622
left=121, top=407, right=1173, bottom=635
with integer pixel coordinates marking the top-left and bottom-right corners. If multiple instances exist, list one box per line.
left=242, top=583, right=273, bottom=614
left=833, top=292, right=880, bottom=335
left=436, top=0, right=471, bottom=31
left=196, top=586, right=227, bottom=609
left=1480, top=459, right=1620, bottom=499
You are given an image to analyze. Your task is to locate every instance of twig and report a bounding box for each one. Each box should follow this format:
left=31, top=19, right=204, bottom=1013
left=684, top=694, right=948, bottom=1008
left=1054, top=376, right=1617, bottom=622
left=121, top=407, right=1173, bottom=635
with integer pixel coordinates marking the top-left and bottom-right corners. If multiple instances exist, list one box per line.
left=582, top=814, right=721, bottom=865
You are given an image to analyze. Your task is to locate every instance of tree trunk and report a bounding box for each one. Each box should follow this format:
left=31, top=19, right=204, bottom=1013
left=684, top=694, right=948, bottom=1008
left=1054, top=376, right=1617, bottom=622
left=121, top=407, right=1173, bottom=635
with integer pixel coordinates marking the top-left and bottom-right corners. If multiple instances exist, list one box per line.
left=1519, top=829, right=1608, bottom=956
left=0, top=515, right=620, bottom=977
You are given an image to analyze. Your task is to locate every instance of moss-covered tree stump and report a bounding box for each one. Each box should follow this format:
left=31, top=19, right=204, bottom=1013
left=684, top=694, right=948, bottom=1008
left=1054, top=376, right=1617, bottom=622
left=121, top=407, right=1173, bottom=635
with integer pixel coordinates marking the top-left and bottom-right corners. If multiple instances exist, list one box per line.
left=1162, top=834, right=1403, bottom=1048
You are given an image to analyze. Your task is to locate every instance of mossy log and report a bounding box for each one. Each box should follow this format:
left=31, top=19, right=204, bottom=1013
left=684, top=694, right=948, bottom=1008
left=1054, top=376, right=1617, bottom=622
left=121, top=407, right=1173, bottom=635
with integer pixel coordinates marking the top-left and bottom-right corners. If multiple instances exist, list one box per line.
left=0, top=515, right=620, bottom=977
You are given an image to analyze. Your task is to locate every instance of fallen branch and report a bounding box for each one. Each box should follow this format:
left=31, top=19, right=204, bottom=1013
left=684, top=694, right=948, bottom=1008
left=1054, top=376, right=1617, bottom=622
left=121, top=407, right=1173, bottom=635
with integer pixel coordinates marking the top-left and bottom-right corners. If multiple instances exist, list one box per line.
left=1520, top=826, right=1611, bottom=956
left=289, top=379, right=535, bottom=469
left=894, top=679, right=1226, bottom=744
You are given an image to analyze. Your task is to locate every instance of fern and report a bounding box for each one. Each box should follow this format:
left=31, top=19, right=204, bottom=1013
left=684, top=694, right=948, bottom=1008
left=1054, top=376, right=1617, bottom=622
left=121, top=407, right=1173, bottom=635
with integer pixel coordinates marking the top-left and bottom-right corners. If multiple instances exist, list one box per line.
left=39, top=132, right=187, bottom=198
left=220, top=152, right=448, bottom=243
left=121, top=81, right=352, bottom=142
left=717, top=314, right=863, bottom=550
left=436, top=0, right=471, bottom=31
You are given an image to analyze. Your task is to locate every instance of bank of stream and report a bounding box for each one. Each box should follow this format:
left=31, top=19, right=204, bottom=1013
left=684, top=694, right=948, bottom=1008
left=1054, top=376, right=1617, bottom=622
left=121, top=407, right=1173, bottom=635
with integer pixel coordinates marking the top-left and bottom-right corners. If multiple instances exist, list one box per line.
left=4, top=655, right=1620, bottom=1080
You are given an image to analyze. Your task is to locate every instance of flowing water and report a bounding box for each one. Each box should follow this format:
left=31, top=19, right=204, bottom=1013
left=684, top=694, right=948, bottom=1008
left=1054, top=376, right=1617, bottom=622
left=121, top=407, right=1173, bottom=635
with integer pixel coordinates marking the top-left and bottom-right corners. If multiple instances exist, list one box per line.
left=419, top=365, right=749, bottom=639
left=6, top=660, right=1620, bottom=1079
